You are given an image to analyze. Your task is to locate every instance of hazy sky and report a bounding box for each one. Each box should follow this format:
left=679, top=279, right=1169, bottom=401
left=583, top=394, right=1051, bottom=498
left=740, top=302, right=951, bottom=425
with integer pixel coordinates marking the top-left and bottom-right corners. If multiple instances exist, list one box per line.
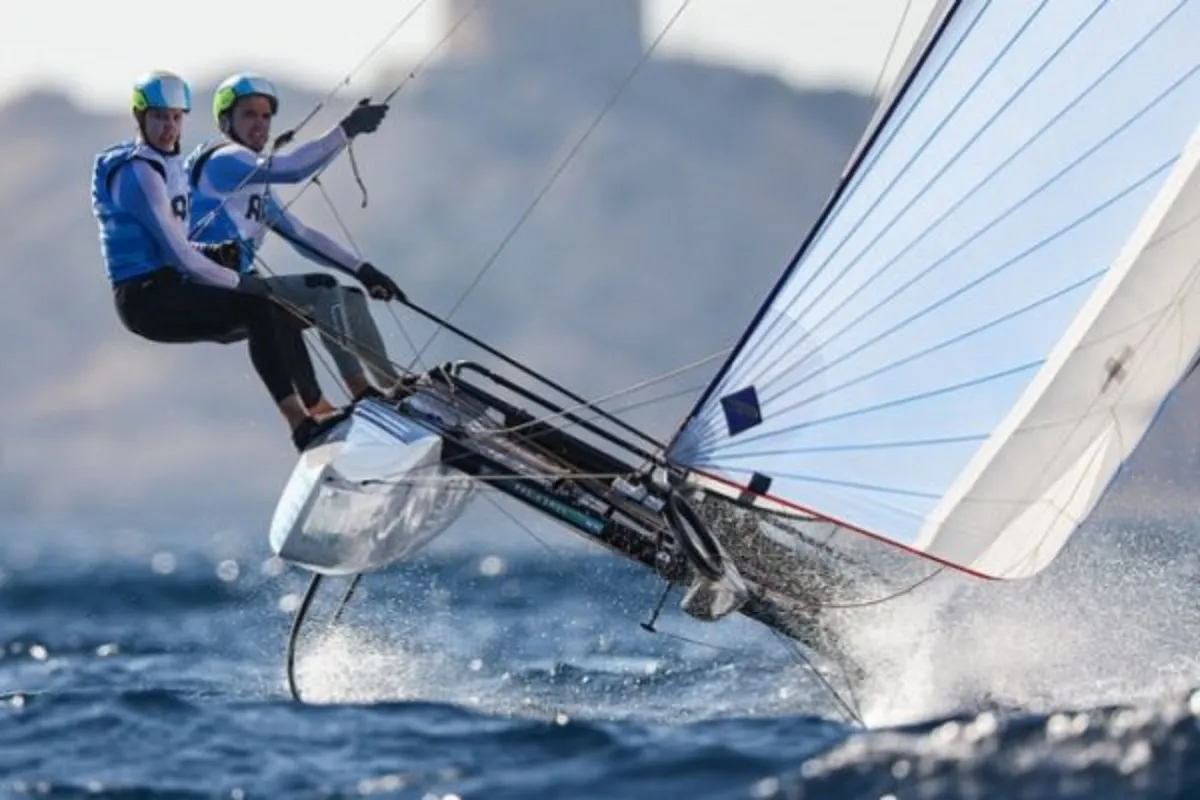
left=2, top=1, right=937, bottom=110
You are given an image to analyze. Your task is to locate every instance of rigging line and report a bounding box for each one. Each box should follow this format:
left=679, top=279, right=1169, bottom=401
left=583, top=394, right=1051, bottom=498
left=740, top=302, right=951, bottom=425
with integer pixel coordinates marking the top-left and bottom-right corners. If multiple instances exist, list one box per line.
left=274, top=0, right=485, bottom=214
left=867, top=0, right=916, bottom=100
left=819, top=567, right=944, bottom=610
left=202, top=0, right=486, bottom=247
left=378, top=0, right=490, bottom=104
left=190, top=0, right=441, bottom=243
left=234, top=1, right=487, bottom=392
left=408, top=0, right=697, bottom=364
left=577, top=381, right=707, bottom=423
left=768, top=629, right=863, bottom=727
left=384, top=303, right=430, bottom=375
left=255, top=176, right=542, bottom=388
left=639, top=626, right=743, bottom=655
left=635, top=585, right=743, bottom=655
left=360, top=469, right=635, bottom=486
left=310, top=178, right=434, bottom=375
left=263, top=279, right=419, bottom=388
left=475, top=486, right=564, bottom=557
left=280, top=0, right=437, bottom=146
left=399, top=299, right=664, bottom=449
left=315, top=178, right=364, bottom=261
left=250, top=254, right=362, bottom=403
left=299, top=364, right=660, bottom=498
left=482, top=349, right=730, bottom=442
left=250, top=254, right=418, bottom=400
left=329, top=0, right=494, bottom=209
left=347, top=415, right=631, bottom=489
left=503, top=380, right=709, bottom=459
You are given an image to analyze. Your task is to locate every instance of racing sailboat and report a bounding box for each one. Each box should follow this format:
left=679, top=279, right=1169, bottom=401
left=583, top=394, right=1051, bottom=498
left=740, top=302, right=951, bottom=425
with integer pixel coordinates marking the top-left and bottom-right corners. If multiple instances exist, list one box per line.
left=267, top=0, right=1200, bottom=717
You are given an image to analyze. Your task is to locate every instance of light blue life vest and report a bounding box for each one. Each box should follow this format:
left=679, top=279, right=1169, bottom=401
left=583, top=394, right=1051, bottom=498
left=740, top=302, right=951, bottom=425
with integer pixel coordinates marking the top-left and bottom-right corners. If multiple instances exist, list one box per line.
left=91, top=141, right=190, bottom=283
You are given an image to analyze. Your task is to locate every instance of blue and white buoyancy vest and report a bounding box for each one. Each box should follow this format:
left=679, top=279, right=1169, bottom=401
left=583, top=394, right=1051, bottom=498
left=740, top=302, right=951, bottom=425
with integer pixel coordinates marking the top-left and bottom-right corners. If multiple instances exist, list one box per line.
left=185, top=140, right=270, bottom=274
left=91, top=140, right=190, bottom=283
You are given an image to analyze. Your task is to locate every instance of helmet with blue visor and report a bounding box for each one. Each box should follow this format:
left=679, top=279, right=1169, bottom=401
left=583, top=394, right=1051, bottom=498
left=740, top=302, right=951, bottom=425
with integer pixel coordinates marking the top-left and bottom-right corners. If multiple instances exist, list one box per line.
left=131, top=70, right=192, bottom=113
left=212, top=73, right=279, bottom=126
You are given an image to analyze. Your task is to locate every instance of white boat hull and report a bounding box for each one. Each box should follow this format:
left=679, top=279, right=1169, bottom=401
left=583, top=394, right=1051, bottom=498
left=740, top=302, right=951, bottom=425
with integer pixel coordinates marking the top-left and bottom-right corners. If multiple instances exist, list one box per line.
left=268, top=399, right=477, bottom=575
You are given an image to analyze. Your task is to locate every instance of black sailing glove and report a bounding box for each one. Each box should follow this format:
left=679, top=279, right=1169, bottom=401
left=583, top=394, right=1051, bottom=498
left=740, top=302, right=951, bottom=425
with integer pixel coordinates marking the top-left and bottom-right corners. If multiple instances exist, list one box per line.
left=340, top=100, right=389, bottom=138
left=198, top=239, right=242, bottom=270
left=357, top=262, right=405, bottom=302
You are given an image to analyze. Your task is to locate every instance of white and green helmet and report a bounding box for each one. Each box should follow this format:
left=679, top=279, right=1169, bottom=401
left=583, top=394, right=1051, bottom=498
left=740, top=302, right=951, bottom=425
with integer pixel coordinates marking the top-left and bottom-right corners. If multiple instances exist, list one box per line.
left=212, top=73, right=279, bottom=123
left=132, top=70, right=192, bottom=113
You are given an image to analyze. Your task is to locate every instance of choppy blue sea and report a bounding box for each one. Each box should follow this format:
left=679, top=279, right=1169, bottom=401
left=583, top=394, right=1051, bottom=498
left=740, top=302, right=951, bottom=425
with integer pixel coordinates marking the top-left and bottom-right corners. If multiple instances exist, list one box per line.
left=2, top=508, right=1200, bottom=799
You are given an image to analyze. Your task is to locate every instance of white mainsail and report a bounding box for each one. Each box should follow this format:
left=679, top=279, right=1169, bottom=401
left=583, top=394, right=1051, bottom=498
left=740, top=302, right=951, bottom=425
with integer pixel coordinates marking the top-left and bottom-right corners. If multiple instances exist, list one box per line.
left=668, top=0, right=1200, bottom=579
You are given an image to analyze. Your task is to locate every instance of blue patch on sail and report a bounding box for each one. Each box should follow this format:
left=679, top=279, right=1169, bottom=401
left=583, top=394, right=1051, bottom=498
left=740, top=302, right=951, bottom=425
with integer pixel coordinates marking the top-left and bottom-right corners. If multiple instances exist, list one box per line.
left=720, top=386, right=762, bottom=437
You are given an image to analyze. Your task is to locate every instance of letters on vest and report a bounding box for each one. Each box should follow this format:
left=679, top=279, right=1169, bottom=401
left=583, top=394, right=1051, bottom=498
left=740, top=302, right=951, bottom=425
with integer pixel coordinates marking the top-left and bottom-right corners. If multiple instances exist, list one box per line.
left=246, top=194, right=264, bottom=222
left=171, top=194, right=189, bottom=221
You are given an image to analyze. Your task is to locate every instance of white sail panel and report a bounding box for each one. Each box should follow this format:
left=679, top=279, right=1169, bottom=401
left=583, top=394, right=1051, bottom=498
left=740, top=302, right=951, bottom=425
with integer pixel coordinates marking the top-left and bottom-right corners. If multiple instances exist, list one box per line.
left=916, top=133, right=1200, bottom=577
left=668, top=0, right=1200, bottom=576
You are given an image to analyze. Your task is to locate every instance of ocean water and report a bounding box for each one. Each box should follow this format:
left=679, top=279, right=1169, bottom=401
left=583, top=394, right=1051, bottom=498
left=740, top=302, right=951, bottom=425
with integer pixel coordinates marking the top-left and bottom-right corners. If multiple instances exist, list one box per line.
left=2, top=508, right=1200, bottom=799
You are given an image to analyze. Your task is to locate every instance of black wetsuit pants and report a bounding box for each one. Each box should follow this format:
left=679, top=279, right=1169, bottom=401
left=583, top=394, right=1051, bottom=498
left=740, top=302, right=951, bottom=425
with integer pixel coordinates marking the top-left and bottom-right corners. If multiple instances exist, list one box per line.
left=112, top=268, right=324, bottom=406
